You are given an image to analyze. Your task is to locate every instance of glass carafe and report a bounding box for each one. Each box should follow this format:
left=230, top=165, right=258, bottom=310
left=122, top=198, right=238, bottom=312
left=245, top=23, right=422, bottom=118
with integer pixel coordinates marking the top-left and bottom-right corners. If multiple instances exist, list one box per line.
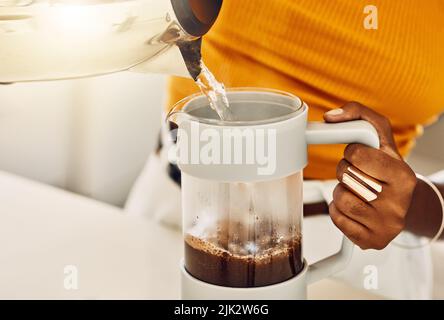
left=168, top=88, right=380, bottom=294
left=182, top=172, right=303, bottom=288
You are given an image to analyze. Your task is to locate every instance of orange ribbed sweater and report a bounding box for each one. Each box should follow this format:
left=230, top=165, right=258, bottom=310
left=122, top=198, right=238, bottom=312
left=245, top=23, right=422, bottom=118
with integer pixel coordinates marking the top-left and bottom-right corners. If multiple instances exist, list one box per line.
left=167, top=0, right=444, bottom=179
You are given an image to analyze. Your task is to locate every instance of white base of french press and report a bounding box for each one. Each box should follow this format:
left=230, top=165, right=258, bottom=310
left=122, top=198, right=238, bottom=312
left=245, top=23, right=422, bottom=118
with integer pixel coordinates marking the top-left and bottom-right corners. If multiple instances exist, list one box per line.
left=180, top=259, right=309, bottom=300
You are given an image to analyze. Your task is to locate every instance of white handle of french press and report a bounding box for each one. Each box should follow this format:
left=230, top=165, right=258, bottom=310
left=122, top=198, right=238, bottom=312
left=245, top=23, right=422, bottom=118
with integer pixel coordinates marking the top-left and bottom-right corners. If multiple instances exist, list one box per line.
left=305, top=120, right=380, bottom=284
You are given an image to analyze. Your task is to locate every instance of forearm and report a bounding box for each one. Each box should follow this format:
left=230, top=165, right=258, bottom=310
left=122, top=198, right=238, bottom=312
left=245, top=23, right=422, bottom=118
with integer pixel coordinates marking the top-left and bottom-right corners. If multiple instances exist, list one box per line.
left=404, top=179, right=444, bottom=239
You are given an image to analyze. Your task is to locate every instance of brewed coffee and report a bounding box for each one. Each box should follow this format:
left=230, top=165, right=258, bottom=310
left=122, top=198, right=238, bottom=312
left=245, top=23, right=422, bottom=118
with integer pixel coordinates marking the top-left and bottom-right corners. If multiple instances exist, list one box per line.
left=184, top=220, right=303, bottom=288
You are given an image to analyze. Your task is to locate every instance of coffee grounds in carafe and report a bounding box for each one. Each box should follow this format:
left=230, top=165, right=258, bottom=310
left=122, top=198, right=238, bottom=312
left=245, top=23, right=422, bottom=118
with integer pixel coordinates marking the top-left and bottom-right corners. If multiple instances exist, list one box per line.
left=184, top=227, right=303, bottom=288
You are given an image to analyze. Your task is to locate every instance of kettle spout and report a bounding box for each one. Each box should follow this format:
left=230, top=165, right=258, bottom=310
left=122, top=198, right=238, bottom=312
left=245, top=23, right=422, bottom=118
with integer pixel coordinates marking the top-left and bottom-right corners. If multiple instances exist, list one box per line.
left=131, top=37, right=203, bottom=80
left=177, top=38, right=203, bottom=80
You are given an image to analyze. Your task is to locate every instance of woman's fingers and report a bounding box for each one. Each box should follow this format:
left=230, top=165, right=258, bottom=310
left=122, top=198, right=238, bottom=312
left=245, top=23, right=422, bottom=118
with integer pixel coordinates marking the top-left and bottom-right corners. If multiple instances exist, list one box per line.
left=324, top=101, right=401, bottom=160
left=328, top=202, right=372, bottom=250
left=342, top=144, right=408, bottom=183
left=332, top=183, right=376, bottom=225
left=325, top=101, right=418, bottom=250
left=336, top=146, right=392, bottom=183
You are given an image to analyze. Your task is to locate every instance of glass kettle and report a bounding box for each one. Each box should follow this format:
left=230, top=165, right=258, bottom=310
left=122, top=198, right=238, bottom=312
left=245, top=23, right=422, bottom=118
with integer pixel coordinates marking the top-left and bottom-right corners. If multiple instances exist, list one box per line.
left=0, top=0, right=223, bottom=83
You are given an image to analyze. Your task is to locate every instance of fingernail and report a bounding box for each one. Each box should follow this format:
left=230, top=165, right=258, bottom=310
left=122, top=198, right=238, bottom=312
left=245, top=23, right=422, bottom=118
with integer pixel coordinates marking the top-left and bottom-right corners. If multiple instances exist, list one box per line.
left=326, top=108, right=344, bottom=116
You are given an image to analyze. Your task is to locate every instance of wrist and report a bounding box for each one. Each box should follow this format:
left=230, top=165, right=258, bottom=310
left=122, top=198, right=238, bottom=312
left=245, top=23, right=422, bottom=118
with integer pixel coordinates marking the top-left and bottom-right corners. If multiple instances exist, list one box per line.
left=405, top=175, right=444, bottom=239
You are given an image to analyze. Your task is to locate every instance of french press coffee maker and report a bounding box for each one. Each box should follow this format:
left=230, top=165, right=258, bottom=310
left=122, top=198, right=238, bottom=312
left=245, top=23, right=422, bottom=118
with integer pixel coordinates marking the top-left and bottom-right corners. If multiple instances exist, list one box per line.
left=169, top=88, right=379, bottom=299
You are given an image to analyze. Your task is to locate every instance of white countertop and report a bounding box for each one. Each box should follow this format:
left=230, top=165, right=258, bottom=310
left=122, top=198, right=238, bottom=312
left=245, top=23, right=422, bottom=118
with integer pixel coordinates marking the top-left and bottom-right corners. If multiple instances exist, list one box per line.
left=0, top=171, right=381, bottom=299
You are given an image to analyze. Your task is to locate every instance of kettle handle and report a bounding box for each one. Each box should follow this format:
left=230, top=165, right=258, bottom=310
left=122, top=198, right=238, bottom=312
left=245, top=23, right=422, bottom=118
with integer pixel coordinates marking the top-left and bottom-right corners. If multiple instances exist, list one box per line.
left=305, top=120, right=380, bottom=284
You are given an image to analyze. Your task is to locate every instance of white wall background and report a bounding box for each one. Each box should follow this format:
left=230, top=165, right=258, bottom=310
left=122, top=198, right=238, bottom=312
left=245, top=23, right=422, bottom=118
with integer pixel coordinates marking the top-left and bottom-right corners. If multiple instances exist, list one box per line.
left=411, top=118, right=444, bottom=161
left=407, top=116, right=444, bottom=176
left=0, top=72, right=165, bottom=206
left=0, top=80, right=74, bottom=187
